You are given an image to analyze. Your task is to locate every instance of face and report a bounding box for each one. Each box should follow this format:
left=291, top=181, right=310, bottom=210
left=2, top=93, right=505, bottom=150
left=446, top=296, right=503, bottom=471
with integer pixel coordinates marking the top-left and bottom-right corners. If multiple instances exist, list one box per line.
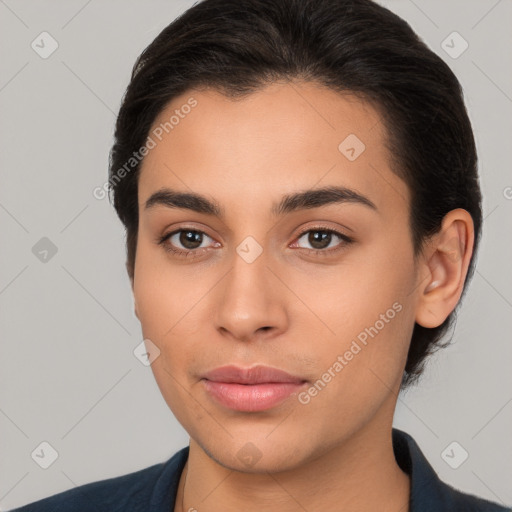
left=132, top=82, right=420, bottom=473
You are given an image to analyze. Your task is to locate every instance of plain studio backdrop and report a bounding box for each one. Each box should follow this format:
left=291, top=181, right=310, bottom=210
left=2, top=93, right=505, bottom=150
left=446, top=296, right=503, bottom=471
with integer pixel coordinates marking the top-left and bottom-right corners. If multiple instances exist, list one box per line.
left=0, top=0, right=511, bottom=509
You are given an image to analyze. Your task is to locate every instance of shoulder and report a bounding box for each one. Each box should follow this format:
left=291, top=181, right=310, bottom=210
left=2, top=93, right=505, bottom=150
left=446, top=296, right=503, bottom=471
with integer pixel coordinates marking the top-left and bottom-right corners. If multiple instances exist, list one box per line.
left=392, top=429, right=510, bottom=512
left=8, top=447, right=189, bottom=512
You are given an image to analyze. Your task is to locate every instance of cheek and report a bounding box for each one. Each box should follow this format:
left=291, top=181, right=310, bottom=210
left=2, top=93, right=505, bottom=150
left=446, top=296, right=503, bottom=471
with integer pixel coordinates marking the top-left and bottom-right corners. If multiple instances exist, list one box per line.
left=291, top=293, right=413, bottom=434
left=133, top=250, right=207, bottom=422
left=291, top=242, right=416, bottom=395
left=133, top=246, right=192, bottom=391
left=133, top=237, right=207, bottom=339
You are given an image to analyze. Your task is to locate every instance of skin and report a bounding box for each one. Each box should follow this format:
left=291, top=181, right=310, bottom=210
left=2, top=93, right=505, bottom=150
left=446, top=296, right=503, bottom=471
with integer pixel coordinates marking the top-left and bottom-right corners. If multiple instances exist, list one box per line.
left=130, top=81, right=474, bottom=512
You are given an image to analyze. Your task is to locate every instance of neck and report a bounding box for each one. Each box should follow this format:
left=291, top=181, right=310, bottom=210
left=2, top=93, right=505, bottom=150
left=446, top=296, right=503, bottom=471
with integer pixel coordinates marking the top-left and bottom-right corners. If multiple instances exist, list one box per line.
left=175, top=419, right=410, bottom=512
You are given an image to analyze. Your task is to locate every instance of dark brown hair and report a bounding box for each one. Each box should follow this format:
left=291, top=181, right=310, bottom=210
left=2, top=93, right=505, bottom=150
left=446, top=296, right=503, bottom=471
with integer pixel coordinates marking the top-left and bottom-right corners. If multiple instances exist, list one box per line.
left=108, top=0, right=482, bottom=388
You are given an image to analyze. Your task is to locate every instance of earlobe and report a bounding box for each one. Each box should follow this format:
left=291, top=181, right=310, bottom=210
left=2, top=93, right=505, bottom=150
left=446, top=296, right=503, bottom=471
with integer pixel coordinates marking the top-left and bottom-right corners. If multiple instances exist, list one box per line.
left=415, top=209, right=474, bottom=329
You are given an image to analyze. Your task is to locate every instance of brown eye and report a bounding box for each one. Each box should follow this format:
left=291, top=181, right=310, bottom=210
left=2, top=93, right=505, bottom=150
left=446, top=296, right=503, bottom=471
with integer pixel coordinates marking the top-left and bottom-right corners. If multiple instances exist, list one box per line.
left=295, top=229, right=351, bottom=251
left=304, top=230, right=333, bottom=250
left=157, top=228, right=220, bottom=258
left=174, top=230, right=205, bottom=250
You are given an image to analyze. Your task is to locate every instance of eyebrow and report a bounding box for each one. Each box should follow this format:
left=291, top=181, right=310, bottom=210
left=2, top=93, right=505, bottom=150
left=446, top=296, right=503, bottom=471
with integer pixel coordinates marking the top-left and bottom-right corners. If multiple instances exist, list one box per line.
left=144, top=185, right=377, bottom=218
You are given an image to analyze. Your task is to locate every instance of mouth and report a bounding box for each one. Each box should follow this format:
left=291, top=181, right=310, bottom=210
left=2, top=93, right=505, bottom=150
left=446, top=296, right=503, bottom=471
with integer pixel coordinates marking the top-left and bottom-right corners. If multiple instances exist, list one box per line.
left=201, top=365, right=308, bottom=412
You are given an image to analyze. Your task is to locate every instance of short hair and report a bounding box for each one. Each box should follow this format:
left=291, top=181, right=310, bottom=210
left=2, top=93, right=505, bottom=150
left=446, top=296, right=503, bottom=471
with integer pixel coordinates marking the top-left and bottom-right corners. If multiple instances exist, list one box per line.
left=108, top=0, right=482, bottom=389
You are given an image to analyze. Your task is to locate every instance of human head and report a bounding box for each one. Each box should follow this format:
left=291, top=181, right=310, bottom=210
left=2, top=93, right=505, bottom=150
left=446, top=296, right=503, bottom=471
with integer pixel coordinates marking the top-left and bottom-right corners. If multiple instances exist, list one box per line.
left=109, top=0, right=481, bottom=390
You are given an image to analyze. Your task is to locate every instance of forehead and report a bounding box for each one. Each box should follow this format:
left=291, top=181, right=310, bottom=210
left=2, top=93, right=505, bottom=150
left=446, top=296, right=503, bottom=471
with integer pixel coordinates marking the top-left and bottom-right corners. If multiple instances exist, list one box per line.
left=138, top=82, right=409, bottom=217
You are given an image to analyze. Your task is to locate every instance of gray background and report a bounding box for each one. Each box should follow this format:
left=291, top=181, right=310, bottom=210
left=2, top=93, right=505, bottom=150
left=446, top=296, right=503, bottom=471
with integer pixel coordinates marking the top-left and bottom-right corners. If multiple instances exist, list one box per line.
left=1, top=0, right=511, bottom=509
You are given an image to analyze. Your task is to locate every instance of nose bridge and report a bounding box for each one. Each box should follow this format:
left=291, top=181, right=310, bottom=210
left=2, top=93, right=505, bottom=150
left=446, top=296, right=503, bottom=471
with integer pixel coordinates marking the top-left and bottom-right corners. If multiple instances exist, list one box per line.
left=213, top=237, right=287, bottom=340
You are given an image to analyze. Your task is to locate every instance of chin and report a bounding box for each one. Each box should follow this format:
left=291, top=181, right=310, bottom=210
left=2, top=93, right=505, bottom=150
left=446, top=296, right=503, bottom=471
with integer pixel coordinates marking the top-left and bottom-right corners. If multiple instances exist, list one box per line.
left=194, top=429, right=320, bottom=474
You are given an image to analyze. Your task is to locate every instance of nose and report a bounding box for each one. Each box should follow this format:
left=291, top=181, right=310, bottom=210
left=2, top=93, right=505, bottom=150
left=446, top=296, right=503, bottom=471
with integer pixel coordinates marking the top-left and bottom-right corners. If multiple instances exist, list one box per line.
left=213, top=246, right=289, bottom=343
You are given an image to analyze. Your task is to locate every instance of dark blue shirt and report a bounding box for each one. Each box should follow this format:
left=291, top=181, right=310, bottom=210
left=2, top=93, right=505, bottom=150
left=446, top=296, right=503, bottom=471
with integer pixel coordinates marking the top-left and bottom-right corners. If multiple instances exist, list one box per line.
left=9, top=429, right=510, bottom=511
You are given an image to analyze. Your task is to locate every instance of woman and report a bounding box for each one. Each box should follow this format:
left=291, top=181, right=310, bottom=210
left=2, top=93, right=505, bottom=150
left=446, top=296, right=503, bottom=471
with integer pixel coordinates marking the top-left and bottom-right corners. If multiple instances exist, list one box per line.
left=11, top=0, right=509, bottom=510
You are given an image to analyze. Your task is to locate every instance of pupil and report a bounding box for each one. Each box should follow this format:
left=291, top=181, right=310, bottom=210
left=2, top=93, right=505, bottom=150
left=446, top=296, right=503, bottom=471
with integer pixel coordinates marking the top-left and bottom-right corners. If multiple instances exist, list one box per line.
left=309, top=231, right=330, bottom=249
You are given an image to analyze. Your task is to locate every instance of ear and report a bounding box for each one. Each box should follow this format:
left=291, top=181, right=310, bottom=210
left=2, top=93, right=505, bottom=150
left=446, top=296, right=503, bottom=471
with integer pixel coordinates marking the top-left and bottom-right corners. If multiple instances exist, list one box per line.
left=415, top=209, right=475, bottom=328
left=127, top=262, right=139, bottom=320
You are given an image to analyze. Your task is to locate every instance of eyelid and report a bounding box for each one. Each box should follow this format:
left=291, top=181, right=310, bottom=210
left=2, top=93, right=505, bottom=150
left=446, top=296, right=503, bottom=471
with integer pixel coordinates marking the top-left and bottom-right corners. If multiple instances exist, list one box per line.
left=294, top=223, right=352, bottom=240
left=290, top=224, right=354, bottom=253
left=156, top=222, right=216, bottom=243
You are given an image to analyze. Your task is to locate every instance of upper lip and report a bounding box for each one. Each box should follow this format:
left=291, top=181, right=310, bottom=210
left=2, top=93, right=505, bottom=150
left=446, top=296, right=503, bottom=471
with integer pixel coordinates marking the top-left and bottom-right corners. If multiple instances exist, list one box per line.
left=202, top=365, right=306, bottom=384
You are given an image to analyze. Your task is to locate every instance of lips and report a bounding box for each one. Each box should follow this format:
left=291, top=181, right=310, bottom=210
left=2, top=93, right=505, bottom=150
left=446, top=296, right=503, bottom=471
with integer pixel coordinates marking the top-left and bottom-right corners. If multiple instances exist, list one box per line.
left=202, top=365, right=305, bottom=384
left=201, top=365, right=307, bottom=412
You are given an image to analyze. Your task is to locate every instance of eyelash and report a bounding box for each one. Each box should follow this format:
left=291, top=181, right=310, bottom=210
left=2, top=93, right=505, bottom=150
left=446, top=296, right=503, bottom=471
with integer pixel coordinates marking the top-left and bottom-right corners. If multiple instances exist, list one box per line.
left=157, top=225, right=354, bottom=259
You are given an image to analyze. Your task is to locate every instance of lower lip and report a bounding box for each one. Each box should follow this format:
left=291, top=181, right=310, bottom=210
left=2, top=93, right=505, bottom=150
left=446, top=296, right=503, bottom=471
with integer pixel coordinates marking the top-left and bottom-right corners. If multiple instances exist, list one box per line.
left=202, top=380, right=306, bottom=412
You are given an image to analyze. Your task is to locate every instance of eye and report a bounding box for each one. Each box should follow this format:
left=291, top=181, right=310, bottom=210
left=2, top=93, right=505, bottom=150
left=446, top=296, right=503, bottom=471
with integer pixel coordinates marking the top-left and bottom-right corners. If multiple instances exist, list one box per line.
left=292, top=227, right=353, bottom=255
left=158, top=228, right=219, bottom=257
left=157, top=225, right=353, bottom=259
